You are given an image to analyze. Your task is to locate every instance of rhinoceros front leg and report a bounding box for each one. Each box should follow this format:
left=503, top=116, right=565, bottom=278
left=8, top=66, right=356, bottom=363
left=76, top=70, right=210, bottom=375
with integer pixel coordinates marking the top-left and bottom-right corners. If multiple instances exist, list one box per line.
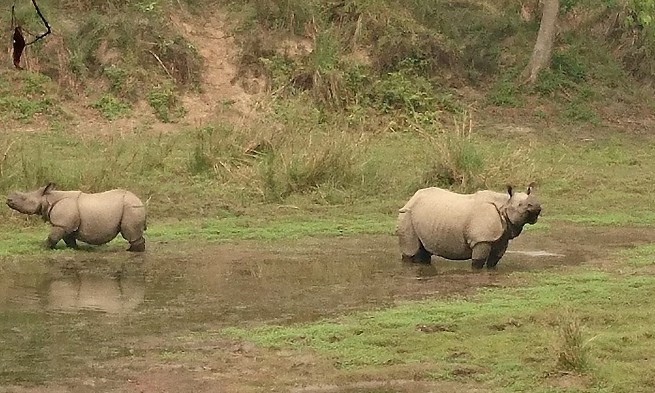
left=44, top=226, right=67, bottom=249
left=63, top=233, right=78, bottom=249
left=471, top=242, right=492, bottom=269
left=486, top=241, right=509, bottom=269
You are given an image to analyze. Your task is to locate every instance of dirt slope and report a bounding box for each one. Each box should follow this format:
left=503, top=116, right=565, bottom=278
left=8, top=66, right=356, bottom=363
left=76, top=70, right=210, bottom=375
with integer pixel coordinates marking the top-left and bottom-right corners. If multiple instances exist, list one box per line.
left=170, top=11, right=264, bottom=128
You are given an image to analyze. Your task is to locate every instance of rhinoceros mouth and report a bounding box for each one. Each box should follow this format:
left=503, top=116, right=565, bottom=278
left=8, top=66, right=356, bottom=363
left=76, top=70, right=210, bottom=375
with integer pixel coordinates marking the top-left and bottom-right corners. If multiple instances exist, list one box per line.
left=527, top=211, right=540, bottom=224
left=6, top=202, right=22, bottom=213
left=6, top=200, right=31, bottom=214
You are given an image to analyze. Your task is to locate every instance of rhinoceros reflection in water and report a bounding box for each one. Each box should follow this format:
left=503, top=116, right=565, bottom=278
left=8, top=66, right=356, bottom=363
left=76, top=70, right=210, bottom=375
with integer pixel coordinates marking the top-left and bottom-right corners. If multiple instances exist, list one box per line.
left=48, top=273, right=145, bottom=314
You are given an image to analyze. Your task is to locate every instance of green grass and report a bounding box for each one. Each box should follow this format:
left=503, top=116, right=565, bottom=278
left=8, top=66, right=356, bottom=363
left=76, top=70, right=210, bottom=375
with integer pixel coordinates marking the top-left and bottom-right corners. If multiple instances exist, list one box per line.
left=2, top=121, right=655, bottom=248
left=224, top=267, right=655, bottom=392
left=0, top=71, right=64, bottom=123
left=147, top=83, right=186, bottom=123
left=0, top=212, right=396, bottom=256
left=2, top=2, right=655, bottom=391
left=621, top=244, right=655, bottom=267
left=91, top=94, right=132, bottom=120
left=550, top=212, right=655, bottom=226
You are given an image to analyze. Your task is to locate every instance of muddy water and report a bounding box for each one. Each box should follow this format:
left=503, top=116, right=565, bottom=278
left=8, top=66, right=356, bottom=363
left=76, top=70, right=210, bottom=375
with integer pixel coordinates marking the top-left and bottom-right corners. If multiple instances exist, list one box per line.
left=0, top=225, right=652, bottom=386
left=0, top=235, right=573, bottom=326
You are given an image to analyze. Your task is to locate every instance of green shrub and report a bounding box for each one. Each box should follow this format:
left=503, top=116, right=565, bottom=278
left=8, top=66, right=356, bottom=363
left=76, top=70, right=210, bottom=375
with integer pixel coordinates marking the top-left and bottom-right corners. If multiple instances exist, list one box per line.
left=103, top=65, right=139, bottom=101
left=0, top=96, right=61, bottom=122
left=562, top=102, right=599, bottom=123
left=552, top=51, right=587, bottom=83
left=370, top=71, right=435, bottom=113
left=152, top=35, right=203, bottom=88
left=246, top=0, right=318, bottom=34
left=260, top=55, right=294, bottom=91
left=147, top=84, right=185, bottom=123
left=91, top=94, right=131, bottom=120
left=487, top=78, right=521, bottom=107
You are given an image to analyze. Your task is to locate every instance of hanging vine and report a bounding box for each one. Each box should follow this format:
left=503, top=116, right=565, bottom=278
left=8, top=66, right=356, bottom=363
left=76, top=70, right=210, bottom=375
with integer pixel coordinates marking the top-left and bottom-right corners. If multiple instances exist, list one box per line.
left=10, top=0, right=52, bottom=69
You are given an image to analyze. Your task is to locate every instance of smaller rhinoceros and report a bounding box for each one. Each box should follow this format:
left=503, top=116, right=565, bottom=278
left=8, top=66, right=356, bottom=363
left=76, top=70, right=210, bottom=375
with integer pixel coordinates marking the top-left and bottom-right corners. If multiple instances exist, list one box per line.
left=6, top=183, right=147, bottom=252
left=396, top=183, right=542, bottom=269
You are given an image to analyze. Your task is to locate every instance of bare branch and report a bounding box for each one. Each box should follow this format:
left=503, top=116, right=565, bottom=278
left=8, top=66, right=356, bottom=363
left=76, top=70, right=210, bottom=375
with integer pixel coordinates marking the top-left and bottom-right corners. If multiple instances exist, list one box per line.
left=25, top=0, right=52, bottom=46
left=148, top=50, right=175, bottom=80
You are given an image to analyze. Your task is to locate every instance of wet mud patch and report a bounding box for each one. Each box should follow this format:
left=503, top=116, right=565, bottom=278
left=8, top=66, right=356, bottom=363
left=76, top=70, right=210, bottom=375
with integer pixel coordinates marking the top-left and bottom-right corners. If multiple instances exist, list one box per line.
left=507, top=223, right=655, bottom=271
left=2, top=223, right=655, bottom=391
left=3, top=224, right=653, bottom=327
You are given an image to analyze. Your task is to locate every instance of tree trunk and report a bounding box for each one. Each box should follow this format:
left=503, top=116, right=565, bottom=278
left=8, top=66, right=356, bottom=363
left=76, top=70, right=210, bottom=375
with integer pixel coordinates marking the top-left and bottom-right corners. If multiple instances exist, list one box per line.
left=521, top=0, right=559, bottom=85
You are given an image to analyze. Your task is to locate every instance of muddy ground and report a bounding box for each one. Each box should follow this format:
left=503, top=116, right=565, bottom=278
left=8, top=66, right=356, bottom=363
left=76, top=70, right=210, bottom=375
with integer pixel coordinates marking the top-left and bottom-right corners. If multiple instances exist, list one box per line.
left=0, top=224, right=653, bottom=392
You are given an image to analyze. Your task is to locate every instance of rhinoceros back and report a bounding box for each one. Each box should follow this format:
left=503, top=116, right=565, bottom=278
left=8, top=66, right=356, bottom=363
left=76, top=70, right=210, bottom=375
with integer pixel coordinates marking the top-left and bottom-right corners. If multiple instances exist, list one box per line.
left=76, top=190, right=144, bottom=245
left=473, top=190, right=510, bottom=209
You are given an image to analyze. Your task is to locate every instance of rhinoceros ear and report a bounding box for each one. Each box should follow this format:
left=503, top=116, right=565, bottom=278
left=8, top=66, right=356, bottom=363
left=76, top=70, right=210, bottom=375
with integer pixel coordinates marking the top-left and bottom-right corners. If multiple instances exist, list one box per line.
left=43, top=182, right=56, bottom=194
left=506, top=185, right=513, bottom=197
left=526, top=182, right=536, bottom=195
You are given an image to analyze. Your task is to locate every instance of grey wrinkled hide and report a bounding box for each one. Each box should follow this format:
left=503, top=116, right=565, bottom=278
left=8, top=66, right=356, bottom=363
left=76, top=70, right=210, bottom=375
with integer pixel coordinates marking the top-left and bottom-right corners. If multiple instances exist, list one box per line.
left=396, top=184, right=541, bottom=269
left=6, top=183, right=146, bottom=252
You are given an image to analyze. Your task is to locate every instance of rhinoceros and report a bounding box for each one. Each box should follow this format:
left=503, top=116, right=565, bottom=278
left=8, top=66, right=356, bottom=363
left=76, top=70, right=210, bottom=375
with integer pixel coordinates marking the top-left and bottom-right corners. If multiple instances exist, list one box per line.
left=6, top=183, right=147, bottom=252
left=396, top=184, right=541, bottom=269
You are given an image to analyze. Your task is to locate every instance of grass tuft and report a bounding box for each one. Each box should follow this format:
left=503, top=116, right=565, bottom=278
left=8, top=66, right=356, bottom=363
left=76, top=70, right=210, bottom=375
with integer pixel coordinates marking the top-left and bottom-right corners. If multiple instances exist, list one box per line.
left=556, top=312, right=593, bottom=372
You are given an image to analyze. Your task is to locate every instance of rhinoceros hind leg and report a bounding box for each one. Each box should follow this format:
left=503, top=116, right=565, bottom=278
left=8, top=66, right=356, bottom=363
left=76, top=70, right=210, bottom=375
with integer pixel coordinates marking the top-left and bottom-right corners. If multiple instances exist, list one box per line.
left=127, top=237, right=146, bottom=252
left=397, top=210, right=425, bottom=261
left=120, top=213, right=146, bottom=252
left=63, top=234, right=78, bottom=249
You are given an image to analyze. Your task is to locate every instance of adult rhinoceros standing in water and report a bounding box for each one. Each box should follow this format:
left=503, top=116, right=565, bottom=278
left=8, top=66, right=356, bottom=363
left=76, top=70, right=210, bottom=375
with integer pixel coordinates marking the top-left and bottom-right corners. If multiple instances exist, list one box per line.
left=6, top=183, right=147, bottom=252
left=396, top=183, right=542, bottom=269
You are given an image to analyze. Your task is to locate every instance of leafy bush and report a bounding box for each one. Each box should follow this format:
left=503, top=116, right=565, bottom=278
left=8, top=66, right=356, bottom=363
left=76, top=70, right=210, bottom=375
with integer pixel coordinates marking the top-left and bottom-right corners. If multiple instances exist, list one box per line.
left=147, top=84, right=185, bottom=123
left=605, top=0, right=655, bottom=79
left=102, top=65, right=140, bottom=101
left=487, top=78, right=521, bottom=107
left=152, top=35, right=203, bottom=88
left=246, top=0, right=317, bottom=34
left=370, top=71, right=435, bottom=113
left=552, top=51, right=587, bottom=83
left=91, top=94, right=131, bottom=120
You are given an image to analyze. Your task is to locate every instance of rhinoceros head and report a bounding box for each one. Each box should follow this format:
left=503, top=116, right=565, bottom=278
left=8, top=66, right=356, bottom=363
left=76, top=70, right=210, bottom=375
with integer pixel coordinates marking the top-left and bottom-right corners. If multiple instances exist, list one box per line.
left=6, top=182, right=56, bottom=215
left=504, top=182, right=542, bottom=226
